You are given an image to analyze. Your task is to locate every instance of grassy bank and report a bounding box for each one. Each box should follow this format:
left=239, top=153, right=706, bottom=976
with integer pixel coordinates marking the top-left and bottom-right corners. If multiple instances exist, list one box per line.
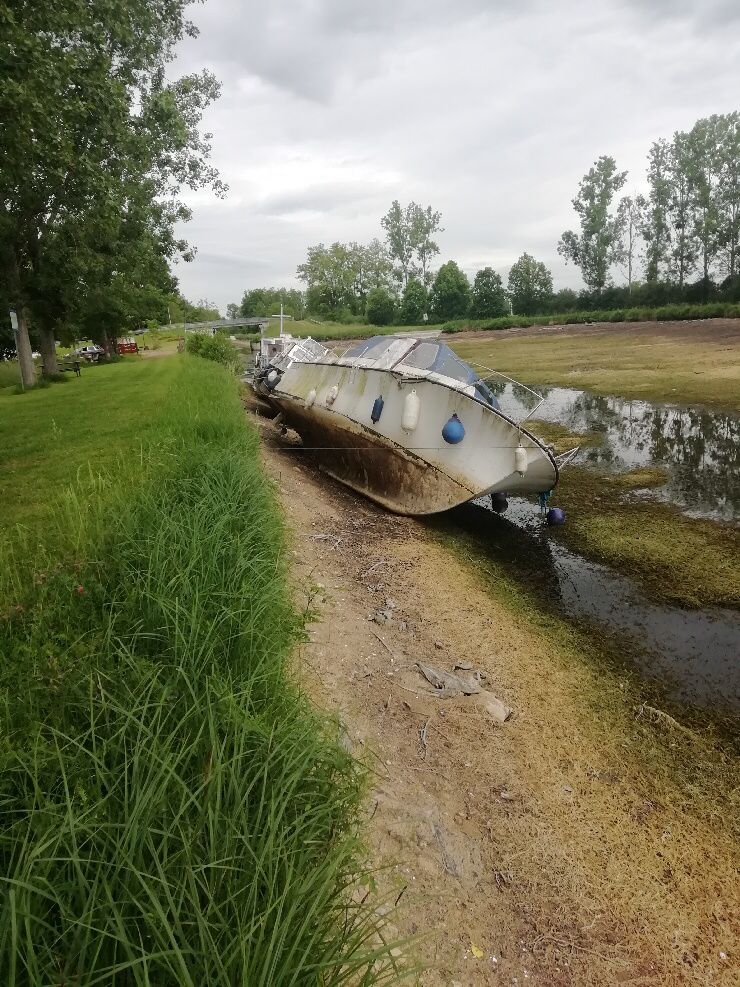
left=0, top=357, right=400, bottom=984
left=452, top=323, right=740, bottom=410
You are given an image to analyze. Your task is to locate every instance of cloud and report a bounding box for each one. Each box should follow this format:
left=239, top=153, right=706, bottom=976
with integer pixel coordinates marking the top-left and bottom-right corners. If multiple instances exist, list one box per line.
left=171, top=0, right=740, bottom=310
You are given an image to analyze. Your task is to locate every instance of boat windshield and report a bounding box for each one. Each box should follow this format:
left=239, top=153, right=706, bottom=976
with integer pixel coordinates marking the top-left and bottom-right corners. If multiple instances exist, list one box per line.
left=343, top=336, right=500, bottom=408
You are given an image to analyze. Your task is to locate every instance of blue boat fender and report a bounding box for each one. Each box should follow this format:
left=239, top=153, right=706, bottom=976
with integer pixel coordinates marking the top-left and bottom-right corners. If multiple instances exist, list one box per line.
left=442, top=413, right=465, bottom=444
left=371, top=395, right=384, bottom=423
left=546, top=507, right=567, bottom=526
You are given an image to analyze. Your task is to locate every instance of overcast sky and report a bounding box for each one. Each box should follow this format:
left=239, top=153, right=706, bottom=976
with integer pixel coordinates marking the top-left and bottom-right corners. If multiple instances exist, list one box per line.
left=171, top=0, right=740, bottom=311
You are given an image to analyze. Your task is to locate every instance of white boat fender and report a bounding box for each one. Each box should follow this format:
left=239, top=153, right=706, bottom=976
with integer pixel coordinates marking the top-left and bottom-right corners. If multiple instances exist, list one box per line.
left=306, top=388, right=317, bottom=407
left=402, top=389, right=420, bottom=431
left=515, top=444, right=528, bottom=475
left=325, top=384, right=339, bottom=406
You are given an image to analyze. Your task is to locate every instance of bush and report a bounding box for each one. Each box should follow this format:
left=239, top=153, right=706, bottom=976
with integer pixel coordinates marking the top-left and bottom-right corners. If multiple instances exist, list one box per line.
left=441, top=301, right=740, bottom=333
left=185, top=330, right=237, bottom=368
left=365, top=287, right=397, bottom=326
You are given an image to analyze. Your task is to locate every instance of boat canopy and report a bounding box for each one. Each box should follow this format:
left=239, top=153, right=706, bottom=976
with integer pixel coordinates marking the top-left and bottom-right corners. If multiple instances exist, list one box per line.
left=342, top=336, right=499, bottom=408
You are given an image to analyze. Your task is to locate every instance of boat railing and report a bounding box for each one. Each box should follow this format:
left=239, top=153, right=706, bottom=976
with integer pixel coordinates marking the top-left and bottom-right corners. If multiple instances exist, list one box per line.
left=468, top=361, right=546, bottom=424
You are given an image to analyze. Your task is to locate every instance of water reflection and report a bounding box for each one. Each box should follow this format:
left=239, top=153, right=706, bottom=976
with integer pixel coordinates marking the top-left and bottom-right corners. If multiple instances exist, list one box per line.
left=490, top=383, right=740, bottom=521
left=439, top=500, right=740, bottom=716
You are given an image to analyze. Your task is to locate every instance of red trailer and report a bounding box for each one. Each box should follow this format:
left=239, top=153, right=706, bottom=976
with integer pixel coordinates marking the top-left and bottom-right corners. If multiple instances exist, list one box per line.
left=117, top=338, right=139, bottom=355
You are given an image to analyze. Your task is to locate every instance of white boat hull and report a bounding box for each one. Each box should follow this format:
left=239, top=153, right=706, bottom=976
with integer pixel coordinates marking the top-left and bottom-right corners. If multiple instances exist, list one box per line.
left=264, top=360, right=558, bottom=515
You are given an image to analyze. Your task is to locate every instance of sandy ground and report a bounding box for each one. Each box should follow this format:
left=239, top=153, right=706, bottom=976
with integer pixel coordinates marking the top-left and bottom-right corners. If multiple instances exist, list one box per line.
left=251, top=404, right=738, bottom=987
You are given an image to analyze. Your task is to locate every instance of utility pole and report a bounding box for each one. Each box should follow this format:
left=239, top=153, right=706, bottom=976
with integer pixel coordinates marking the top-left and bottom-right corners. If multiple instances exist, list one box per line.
left=10, top=309, right=35, bottom=389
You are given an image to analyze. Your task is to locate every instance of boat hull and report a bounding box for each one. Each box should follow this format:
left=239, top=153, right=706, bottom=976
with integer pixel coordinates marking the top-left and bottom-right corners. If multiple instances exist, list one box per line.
left=270, top=396, right=475, bottom=514
left=260, top=360, right=559, bottom=515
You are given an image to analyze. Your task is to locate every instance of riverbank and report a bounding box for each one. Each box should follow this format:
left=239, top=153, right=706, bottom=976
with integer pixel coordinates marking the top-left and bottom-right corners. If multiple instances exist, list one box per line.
left=450, top=318, right=740, bottom=411
left=0, top=358, right=399, bottom=983
left=258, top=422, right=739, bottom=986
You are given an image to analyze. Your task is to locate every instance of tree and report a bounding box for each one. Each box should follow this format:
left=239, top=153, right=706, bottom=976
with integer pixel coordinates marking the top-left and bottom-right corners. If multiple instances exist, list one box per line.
left=410, top=205, right=443, bottom=287
left=297, top=243, right=359, bottom=318
left=470, top=268, right=508, bottom=318
left=615, top=194, right=647, bottom=292
left=381, top=201, right=416, bottom=289
left=429, top=262, right=470, bottom=321
left=238, top=288, right=306, bottom=320
left=297, top=241, right=393, bottom=319
left=642, top=139, right=673, bottom=283
left=558, top=156, right=627, bottom=295
left=688, top=115, right=725, bottom=297
left=399, top=278, right=427, bottom=325
left=665, top=132, right=698, bottom=289
left=381, top=200, right=442, bottom=289
left=349, top=240, right=395, bottom=313
left=550, top=288, right=579, bottom=312
left=717, top=112, right=740, bottom=278
left=365, top=287, right=396, bottom=326
left=0, top=0, right=223, bottom=382
left=507, top=253, right=553, bottom=315
left=226, top=303, right=240, bottom=320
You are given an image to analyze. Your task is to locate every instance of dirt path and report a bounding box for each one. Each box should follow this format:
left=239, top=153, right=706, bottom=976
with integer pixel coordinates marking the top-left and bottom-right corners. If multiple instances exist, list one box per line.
left=253, top=409, right=738, bottom=986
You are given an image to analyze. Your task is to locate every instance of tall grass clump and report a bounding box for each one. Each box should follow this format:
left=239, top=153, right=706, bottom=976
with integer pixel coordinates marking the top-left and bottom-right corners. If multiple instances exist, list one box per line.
left=0, top=356, right=403, bottom=985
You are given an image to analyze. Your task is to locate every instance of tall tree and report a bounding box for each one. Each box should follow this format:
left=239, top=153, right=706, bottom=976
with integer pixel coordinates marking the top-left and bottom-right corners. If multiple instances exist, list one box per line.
left=0, top=0, right=223, bottom=382
left=381, top=201, right=441, bottom=289
left=665, top=132, right=697, bottom=290
left=688, top=115, right=725, bottom=295
left=615, top=194, right=647, bottom=292
left=642, top=139, right=673, bottom=283
left=558, top=156, right=627, bottom=295
left=381, top=201, right=417, bottom=289
left=410, top=205, right=443, bottom=287
left=429, top=261, right=470, bottom=321
left=507, top=253, right=553, bottom=315
left=717, top=112, right=740, bottom=278
left=470, top=267, right=508, bottom=318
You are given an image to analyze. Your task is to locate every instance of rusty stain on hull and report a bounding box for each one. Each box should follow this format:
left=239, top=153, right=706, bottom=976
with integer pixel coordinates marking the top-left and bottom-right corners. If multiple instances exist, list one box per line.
left=269, top=396, right=477, bottom=515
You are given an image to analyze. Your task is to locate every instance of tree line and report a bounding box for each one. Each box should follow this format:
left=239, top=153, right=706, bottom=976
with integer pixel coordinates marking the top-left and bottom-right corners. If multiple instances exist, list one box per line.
left=233, top=110, right=738, bottom=326
left=0, top=0, right=223, bottom=385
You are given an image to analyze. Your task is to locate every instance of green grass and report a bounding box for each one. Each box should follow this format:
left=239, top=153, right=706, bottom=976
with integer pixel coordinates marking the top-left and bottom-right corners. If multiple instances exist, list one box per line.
left=452, top=326, right=740, bottom=411
left=0, top=359, right=175, bottom=532
left=0, top=361, right=24, bottom=390
left=0, top=356, right=404, bottom=985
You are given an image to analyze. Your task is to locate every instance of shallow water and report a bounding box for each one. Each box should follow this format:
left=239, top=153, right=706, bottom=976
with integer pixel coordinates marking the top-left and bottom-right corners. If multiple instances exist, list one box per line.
left=489, top=382, right=740, bottom=521
left=443, top=499, right=740, bottom=717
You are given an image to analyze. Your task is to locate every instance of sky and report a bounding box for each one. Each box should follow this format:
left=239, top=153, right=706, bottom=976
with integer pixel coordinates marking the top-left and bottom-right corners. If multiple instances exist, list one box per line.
left=171, top=0, right=740, bottom=312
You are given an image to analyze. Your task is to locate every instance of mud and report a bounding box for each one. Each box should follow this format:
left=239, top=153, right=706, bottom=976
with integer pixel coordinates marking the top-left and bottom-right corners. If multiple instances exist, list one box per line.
left=254, top=409, right=739, bottom=987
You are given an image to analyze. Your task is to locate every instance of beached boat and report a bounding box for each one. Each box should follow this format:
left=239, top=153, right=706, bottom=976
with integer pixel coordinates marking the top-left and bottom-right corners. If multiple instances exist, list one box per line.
left=247, top=332, right=566, bottom=516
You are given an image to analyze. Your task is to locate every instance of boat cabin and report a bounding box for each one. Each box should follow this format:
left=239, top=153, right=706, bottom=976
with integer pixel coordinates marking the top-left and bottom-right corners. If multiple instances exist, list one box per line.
left=338, top=336, right=500, bottom=408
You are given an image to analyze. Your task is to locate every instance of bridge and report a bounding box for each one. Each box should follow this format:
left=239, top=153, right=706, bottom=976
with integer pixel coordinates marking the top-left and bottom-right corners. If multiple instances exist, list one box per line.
left=179, top=317, right=271, bottom=333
